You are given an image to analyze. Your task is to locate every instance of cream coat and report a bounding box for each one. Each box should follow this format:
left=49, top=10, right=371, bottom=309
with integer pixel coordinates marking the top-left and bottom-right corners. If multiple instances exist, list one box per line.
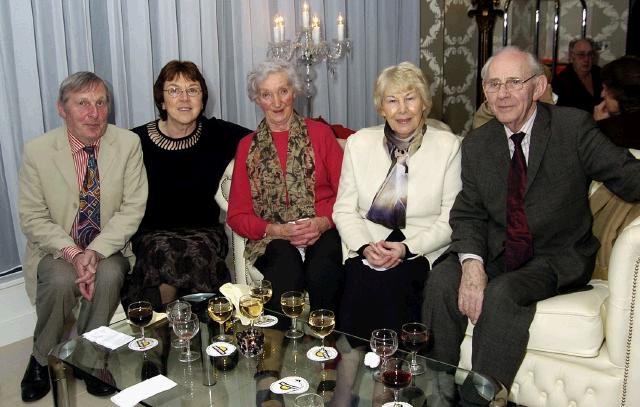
left=333, top=124, right=462, bottom=266
left=19, top=124, right=148, bottom=303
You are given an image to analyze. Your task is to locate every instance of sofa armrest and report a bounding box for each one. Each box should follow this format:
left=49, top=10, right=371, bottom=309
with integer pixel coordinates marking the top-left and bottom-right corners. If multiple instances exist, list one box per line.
left=605, top=216, right=640, bottom=407
left=215, top=159, right=263, bottom=285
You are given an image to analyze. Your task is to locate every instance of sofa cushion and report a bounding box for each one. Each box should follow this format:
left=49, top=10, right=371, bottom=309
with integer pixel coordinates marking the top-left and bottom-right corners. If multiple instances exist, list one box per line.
left=465, top=282, right=609, bottom=357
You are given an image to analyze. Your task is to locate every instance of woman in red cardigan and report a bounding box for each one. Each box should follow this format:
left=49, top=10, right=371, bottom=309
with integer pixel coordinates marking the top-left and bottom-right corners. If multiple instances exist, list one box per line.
left=227, top=59, right=344, bottom=316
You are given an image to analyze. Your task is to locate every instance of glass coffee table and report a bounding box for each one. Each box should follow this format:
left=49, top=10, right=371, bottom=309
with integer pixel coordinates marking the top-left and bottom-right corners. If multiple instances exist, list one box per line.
left=48, top=307, right=507, bottom=406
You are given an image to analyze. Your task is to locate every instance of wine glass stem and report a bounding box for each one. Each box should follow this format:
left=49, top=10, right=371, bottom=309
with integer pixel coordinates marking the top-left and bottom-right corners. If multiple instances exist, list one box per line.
left=291, top=317, right=297, bottom=331
left=141, top=326, right=145, bottom=341
left=219, top=322, right=224, bottom=338
left=185, top=339, right=191, bottom=358
left=411, top=350, right=418, bottom=368
left=394, top=389, right=400, bottom=402
left=321, top=337, right=325, bottom=351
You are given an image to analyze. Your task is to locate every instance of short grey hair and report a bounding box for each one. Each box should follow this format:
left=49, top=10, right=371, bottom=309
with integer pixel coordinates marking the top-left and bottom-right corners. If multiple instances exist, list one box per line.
left=58, top=71, right=111, bottom=107
left=481, top=46, right=544, bottom=81
left=246, top=59, right=303, bottom=102
left=569, top=37, right=595, bottom=54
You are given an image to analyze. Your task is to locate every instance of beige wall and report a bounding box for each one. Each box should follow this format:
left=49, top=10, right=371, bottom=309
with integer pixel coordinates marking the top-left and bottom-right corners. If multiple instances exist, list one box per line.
left=421, top=0, right=629, bottom=136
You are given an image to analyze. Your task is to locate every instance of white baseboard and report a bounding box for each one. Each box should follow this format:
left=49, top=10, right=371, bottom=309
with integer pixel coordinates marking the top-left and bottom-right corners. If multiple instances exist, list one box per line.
left=0, top=276, right=36, bottom=347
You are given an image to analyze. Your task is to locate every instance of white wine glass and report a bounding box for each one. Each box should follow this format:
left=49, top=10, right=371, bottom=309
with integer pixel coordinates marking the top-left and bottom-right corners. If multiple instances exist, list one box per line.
left=281, top=291, right=305, bottom=339
left=166, top=300, right=192, bottom=348
left=250, top=279, right=272, bottom=324
left=173, top=313, right=200, bottom=362
left=239, top=294, right=263, bottom=327
left=308, top=309, right=335, bottom=353
left=370, top=328, right=398, bottom=381
left=207, top=295, right=233, bottom=341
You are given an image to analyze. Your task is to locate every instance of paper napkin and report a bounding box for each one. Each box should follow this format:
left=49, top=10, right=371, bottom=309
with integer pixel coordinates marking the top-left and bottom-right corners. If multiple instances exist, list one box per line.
left=82, top=326, right=134, bottom=350
left=219, top=282, right=252, bottom=325
left=110, top=375, right=176, bottom=407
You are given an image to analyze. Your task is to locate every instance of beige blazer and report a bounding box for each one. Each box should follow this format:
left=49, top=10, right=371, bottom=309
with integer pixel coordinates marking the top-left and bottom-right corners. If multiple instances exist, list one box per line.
left=333, top=124, right=462, bottom=266
left=19, top=124, right=148, bottom=303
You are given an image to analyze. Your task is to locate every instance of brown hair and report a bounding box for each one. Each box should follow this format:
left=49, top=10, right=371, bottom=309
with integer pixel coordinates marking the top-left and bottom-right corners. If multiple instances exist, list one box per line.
left=153, top=60, right=208, bottom=120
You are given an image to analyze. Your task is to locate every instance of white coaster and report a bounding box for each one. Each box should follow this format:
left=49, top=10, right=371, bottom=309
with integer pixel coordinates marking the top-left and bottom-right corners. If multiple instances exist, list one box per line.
left=254, top=315, right=278, bottom=328
left=306, top=346, right=338, bottom=361
left=382, top=402, right=412, bottom=407
left=127, top=337, right=158, bottom=351
left=269, top=376, right=310, bottom=395
left=206, top=342, right=236, bottom=357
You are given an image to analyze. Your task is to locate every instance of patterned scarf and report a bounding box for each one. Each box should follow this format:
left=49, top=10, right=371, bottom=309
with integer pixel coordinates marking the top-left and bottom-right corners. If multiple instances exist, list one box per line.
left=244, top=113, right=316, bottom=263
left=366, top=121, right=426, bottom=229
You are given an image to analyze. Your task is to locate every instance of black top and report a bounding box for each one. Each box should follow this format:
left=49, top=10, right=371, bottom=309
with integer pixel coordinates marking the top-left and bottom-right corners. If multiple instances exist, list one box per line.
left=552, top=64, right=603, bottom=113
left=132, top=117, right=252, bottom=232
left=597, top=110, right=640, bottom=150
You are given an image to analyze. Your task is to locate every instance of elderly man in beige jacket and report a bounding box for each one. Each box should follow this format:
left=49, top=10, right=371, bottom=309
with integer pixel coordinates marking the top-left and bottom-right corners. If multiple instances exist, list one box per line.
left=18, top=72, right=147, bottom=402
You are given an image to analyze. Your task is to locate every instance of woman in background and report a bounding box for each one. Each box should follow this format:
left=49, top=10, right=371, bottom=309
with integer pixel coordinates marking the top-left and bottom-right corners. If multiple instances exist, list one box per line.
left=121, top=60, right=251, bottom=309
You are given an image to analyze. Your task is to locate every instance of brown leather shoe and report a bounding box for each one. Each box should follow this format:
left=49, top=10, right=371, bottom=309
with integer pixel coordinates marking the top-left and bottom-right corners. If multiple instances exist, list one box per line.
left=21, top=356, right=51, bottom=402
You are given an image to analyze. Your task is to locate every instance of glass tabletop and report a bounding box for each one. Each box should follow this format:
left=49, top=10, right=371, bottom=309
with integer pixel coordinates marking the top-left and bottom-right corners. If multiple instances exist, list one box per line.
left=50, top=303, right=505, bottom=407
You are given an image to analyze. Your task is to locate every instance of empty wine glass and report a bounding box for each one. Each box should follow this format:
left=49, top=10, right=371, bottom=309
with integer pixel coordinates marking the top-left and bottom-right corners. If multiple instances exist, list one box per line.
left=281, top=291, right=305, bottom=338
left=128, top=301, right=154, bottom=345
left=370, top=328, right=398, bottom=381
left=308, top=309, right=335, bottom=353
left=239, top=294, right=263, bottom=327
left=173, top=313, right=200, bottom=362
left=166, top=300, right=192, bottom=348
left=401, top=322, right=429, bottom=375
left=295, top=392, right=324, bottom=407
left=250, top=279, right=272, bottom=324
left=381, top=357, right=412, bottom=404
left=207, top=295, right=233, bottom=341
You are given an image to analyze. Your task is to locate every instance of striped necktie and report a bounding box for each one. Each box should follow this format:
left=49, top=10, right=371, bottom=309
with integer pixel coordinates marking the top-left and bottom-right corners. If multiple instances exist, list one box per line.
left=76, top=146, right=101, bottom=248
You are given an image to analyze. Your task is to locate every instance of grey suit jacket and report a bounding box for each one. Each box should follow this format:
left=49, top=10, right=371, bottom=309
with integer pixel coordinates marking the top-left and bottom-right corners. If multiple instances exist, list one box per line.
left=19, top=124, right=148, bottom=303
left=450, top=102, right=640, bottom=290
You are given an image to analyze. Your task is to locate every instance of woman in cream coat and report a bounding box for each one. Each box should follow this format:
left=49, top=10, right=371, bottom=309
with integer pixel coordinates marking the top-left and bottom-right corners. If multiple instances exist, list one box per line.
left=334, top=62, right=462, bottom=340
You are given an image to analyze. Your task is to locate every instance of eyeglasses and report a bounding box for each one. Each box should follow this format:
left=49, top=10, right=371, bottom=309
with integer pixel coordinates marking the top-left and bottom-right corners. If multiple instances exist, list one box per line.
left=163, top=87, right=202, bottom=98
left=483, top=74, right=538, bottom=93
left=572, top=51, right=594, bottom=58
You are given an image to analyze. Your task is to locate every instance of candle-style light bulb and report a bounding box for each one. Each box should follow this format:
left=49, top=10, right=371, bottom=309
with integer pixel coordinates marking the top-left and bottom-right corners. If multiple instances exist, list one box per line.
left=312, top=15, right=321, bottom=44
left=302, top=2, right=310, bottom=29
left=279, top=16, right=285, bottom=42
left=337, top=13, right=345, bottom=41
left=273, top=15, right=280, bottom=42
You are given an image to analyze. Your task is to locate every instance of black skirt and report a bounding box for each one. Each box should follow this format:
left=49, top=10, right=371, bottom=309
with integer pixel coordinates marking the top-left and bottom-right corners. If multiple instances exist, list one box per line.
left=338, top=255, right=429, bottom=341
left=121, top=225, right=231, bottom=310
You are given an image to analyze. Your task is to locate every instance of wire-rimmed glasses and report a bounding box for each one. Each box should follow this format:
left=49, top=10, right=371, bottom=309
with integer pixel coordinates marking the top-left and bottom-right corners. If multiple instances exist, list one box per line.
left=483, top=74, right=538, bottom=93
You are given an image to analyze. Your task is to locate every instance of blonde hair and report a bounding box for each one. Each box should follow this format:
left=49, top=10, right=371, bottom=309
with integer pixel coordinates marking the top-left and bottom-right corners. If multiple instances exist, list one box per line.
left=373, top=62, right=432, bottom=120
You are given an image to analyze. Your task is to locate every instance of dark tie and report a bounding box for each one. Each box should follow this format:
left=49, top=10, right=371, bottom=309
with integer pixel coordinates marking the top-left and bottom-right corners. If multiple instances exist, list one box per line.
left=76, top=146, right=101, bottom=249
left=505, top=132, right=533, bottom=271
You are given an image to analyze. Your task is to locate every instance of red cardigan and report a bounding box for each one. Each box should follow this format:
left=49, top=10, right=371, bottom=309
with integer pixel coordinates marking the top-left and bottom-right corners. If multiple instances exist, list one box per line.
left=227, top=118, right=344, bottom=240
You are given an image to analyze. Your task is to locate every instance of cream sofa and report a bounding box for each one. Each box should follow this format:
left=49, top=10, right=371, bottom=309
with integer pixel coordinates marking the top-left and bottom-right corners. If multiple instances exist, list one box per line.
left=460, top=216, right=640, bottom=407
left=215, top=159, right=263, bottom=285
left=217, top=157, right=640, bottom=407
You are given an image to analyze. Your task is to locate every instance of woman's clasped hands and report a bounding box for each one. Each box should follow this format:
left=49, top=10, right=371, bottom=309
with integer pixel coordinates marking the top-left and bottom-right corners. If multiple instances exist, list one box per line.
left=363, top=241, right=405, bottom=269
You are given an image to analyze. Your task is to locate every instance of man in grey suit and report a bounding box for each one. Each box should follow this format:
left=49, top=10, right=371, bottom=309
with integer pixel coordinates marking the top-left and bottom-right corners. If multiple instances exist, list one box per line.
left=423, top=46, right=640, bottom=403
left=18, top=72, right=147, bottom=402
